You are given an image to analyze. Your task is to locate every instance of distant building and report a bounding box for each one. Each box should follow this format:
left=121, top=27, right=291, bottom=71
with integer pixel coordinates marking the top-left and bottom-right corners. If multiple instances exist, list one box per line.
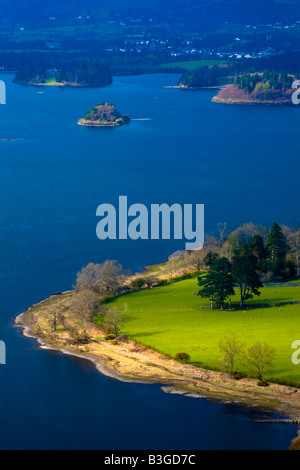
left=168, top=250, right=187, bottom=261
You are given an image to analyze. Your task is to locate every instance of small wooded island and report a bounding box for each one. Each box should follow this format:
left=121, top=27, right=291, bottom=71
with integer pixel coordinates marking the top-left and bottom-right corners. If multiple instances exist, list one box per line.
left=78, top=103, right=131, bottom=127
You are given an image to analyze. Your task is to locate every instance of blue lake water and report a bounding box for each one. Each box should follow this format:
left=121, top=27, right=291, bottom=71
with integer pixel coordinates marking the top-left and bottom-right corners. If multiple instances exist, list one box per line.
left=0, top=73, right=298, bottom=449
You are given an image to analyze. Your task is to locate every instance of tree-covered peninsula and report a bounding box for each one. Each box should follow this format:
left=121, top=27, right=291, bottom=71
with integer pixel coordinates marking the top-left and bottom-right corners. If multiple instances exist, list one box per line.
left=16, top=221, right=300, bottom=421
left=213, top=72, right=296, bottom=105
left=14, top=61, right=112, bottom=88
left=78, top=103, right=131, bottom=127
left=179, top=65, right=231, bottom=89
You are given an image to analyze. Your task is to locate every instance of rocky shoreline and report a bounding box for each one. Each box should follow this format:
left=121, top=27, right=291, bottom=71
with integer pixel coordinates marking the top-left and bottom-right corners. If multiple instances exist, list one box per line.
left=77, top=120, right=123, bottom=127
left=212, top=84, right=293, bottom=105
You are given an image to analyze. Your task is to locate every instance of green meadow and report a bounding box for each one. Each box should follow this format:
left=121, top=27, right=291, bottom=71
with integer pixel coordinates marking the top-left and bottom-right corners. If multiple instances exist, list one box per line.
left=110, top=278, right=300, bottom=386
left=45, top=77, right=61, bottom=85
left=161, top=59, right=228, bottom=71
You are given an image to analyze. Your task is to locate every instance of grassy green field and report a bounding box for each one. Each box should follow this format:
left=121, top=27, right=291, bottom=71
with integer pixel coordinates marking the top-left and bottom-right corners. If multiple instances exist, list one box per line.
left=161, top=60, right=228, bottom=71
left=44, top=77, right=61, bottom=85
left=109, top=277, right=300, bottom=386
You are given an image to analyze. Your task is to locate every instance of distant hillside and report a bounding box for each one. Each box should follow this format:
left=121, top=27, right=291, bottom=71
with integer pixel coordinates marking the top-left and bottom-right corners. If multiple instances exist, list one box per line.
left=1, top=0, right=300, bottom=29
left=0, top=0, right=160, bottom=21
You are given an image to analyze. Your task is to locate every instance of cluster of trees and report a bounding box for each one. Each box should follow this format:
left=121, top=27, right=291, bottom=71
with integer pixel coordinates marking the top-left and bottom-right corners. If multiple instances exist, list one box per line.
left=219, top=335, right=275, bottom=383
left=48, top=260, right=127, bottom=342
left=198, top=252, right=262, bottom=309
left=226, top=222, right=297, bottom=280
left=123, top=222, right=300, bottom=295
left=74, top=260, right=126, bottom=333
left=234, top=71, right=294, bottom=94
left=56, top=62, right=113, bottom=87
left=175, top=336, right=275, bottom=384
left=14, top=60, right=113, bottom=87
left=75, top=260, right=124, bottom=293
left=180, top=65, right=232, bottom=88
left=131, top=276, right=158, bottom=291
left=198, top=223, right=297, bottom=309
left=84, top=103, right=130, bottom=125
left=180, top=66, right=296, bottom=95
left=48, top=221, right=300, bottom=342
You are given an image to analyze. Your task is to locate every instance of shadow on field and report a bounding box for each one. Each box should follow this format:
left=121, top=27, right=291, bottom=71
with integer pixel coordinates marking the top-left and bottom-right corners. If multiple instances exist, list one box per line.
left=237, top=300, right=300, bottom=310
left=133, top=331, right=166, bottom=338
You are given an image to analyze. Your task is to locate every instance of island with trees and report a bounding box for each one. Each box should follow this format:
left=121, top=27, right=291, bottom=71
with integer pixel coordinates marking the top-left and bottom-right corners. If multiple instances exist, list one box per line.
left=212, top=72, right=295, bottom=105
left=78, top=103, right=131, bottom=127
left=15, top=222, right=300, bottom=432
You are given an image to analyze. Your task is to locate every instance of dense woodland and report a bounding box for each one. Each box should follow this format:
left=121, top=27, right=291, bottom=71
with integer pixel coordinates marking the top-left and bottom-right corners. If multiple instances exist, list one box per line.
left=234, top=71, right=295, bottom=94
left=14, top=60, right=113, bottom=87
left=180, top=65, right=232, bottom=88
left=180, top=66, right=299, bottom=93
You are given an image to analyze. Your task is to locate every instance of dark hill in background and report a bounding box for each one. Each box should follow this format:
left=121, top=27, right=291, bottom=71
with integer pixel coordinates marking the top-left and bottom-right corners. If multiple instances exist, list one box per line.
left=1, top=0, right=300, bottom=30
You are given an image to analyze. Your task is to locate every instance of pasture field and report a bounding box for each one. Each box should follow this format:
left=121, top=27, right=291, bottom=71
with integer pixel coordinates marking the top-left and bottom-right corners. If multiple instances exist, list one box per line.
left=110, top=277, right=300, bottom=386
left=161, top=59, right=228, bottom=71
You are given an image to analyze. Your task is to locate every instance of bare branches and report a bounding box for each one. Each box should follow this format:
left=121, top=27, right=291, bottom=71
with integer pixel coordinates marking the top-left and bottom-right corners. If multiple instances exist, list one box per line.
left=70, top=289, right=99, bottom=323
left=246, top=343, right=275, bottom=381
left=103, top=308, right=127, bottom=337
left=219, top=335, right=244, bottom=375
left=75, top=260, right=124, bottom=294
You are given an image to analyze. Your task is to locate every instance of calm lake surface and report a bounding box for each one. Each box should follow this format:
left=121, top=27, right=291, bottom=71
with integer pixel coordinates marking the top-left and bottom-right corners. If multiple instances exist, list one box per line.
left=0, top=73, right=298, bottom=449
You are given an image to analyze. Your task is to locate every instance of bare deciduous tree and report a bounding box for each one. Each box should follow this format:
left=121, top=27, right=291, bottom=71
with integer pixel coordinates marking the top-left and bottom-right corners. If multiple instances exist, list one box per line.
left=217, top=222, right=228, bottom=242
left=246, top=343, right=275, bottom=381
left=186, top=249, right=205, bottom=271
left=219, top=335, right=244, bottom=375
left=97, top=260, right=124, bottom=293
left=75, top=260, right=123, bottom=293
left=231, top=223, right=267, bottom=246
left=75, top=263, right=102, bottom=291
left=167, top=257, right=183, bottom=276
left=283, top=227, right=300, bottom=275
left=70, top=289, right=99, bottom=323
left=49, top=306, right=64, bottom=332
left=103, top=308, right=127, bottom=337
